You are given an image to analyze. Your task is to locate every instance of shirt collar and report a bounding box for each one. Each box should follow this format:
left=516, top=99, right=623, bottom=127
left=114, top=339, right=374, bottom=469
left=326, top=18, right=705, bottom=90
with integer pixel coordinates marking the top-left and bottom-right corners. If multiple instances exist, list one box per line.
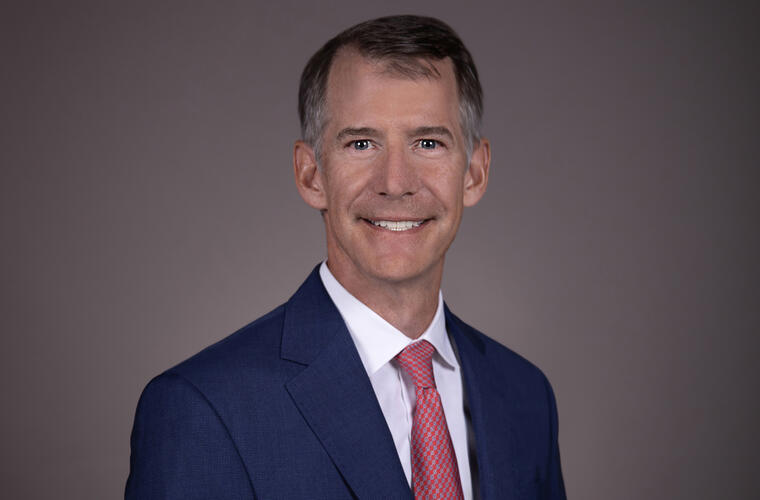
left=319, top=261, right=457, bottom=375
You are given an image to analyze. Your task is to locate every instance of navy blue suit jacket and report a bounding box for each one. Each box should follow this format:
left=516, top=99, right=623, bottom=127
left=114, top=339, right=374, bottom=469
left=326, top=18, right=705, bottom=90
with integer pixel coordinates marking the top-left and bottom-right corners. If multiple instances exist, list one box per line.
left=126, top=267, right=565, bottom=499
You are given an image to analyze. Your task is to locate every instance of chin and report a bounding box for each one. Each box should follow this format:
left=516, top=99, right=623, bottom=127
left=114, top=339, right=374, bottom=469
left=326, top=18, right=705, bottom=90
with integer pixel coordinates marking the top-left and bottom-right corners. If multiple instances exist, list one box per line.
left=363, top=255, right=437, bottom=284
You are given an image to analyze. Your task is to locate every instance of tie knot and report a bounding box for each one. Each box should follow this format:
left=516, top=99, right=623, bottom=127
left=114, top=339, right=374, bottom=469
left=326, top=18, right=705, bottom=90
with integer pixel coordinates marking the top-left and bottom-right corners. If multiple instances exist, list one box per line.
left=395, top=340, right=436, bottom=390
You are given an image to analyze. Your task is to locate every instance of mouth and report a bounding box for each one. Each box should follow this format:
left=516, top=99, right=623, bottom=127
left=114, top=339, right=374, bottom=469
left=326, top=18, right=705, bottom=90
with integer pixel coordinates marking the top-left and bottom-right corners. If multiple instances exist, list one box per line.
left=362, top=218, right=429, bottom=232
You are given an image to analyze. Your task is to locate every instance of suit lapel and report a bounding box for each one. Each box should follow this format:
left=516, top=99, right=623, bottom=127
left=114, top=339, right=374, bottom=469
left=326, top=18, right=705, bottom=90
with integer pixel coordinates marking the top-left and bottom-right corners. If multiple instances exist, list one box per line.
left=281, top=267, right=412, bottom=499
left=446, top=306, right=521, bottom=499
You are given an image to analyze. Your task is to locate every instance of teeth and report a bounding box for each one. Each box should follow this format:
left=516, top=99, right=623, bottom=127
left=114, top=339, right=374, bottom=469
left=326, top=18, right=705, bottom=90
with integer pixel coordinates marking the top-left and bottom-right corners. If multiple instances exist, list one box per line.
left=371, top=220, right=423, bottom=231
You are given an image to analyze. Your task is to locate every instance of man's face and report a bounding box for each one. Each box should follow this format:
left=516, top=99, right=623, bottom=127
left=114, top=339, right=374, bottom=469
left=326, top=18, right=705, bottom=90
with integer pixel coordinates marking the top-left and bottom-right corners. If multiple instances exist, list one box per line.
left=295, top=50, right=489, bottom=291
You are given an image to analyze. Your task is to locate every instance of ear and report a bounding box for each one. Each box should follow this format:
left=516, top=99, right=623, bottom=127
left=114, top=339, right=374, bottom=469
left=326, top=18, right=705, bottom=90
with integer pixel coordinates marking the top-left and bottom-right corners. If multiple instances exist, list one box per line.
left=463, top=138, right=490, bottom=207
left=294, top=140, right=327, bottom=210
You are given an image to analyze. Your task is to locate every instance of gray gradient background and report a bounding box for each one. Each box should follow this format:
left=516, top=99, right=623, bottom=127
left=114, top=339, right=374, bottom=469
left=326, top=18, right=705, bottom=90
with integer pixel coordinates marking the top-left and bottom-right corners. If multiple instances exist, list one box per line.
left=2, top=1, right=758, bottom=499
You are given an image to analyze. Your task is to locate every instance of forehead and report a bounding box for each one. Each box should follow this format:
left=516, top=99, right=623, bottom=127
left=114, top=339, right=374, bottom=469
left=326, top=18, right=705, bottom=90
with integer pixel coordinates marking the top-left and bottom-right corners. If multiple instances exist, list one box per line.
left=324, top=49, right=460, bottom=128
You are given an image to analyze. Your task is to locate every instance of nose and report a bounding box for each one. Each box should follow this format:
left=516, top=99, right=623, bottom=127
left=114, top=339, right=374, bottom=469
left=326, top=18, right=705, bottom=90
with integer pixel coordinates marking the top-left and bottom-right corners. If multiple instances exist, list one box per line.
left=375, top=147, right=419, bottom=198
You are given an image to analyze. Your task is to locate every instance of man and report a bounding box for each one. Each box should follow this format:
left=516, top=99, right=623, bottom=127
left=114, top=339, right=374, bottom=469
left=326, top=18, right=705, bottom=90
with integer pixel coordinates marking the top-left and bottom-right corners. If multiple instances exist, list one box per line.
left=127, top=15, right=565, bottom=499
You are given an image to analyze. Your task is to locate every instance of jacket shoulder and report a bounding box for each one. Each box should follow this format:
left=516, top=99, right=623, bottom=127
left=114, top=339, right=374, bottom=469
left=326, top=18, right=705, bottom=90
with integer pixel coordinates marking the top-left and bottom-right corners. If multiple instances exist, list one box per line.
left=167, top=303, right=287, bottom=383
left=447, top=309, right=555, bottom=394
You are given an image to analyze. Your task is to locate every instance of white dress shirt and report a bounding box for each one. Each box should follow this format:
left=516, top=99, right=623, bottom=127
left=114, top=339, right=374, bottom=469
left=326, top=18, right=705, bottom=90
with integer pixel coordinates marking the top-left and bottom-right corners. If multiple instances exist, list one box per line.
left=319, top=262, right=473, bottom=499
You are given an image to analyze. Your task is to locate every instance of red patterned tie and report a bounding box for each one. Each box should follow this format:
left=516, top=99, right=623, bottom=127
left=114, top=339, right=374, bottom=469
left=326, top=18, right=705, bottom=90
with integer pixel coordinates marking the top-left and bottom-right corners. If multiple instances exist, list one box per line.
left=396, top=340, right=464, bottom=500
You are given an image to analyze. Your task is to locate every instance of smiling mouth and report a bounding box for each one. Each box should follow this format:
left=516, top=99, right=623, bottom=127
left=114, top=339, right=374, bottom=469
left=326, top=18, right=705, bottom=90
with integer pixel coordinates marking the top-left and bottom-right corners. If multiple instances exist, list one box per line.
left=363, top=219, right=427, bottom=231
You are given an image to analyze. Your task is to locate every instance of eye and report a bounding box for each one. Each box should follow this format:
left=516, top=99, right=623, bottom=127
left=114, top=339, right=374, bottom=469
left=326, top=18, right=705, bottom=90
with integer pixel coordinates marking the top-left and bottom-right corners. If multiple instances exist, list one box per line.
left=352, top=139, right=371, bottom=151
left=419, top=139, right=438, bottom=150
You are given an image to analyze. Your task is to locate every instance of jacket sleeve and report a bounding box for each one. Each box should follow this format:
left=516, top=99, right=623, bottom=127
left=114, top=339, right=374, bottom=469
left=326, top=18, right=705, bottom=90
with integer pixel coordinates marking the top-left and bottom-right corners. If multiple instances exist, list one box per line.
left=541, top=375, right=567, bottom=500
left=125, top=371, right=255, bottom=499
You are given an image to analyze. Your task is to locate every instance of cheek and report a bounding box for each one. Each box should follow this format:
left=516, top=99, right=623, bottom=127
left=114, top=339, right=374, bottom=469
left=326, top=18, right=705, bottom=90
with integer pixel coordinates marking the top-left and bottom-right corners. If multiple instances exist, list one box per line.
left=429, top=177, right=465, bottom=208
left=325, top=168, right=374, bottom=208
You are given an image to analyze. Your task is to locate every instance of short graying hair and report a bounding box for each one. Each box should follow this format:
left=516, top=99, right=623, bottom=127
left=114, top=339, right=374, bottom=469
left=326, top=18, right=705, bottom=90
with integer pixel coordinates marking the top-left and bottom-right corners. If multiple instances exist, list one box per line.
left=298, top=15, right=484, bottom=161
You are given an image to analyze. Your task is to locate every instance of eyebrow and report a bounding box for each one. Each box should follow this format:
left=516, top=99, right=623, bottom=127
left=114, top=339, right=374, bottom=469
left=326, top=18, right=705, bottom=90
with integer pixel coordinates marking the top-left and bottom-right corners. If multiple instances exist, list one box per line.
left=336, top=127, right=382, bottom=142
left=409, top=126, right=454, bottom=142
left=335, top=125, right=455, bottom=143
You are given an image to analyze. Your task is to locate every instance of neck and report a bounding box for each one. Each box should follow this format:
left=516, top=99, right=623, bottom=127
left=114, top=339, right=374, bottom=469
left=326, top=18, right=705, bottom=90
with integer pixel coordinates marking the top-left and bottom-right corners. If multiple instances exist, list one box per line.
left=326, top=261, right=442, bottom=339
